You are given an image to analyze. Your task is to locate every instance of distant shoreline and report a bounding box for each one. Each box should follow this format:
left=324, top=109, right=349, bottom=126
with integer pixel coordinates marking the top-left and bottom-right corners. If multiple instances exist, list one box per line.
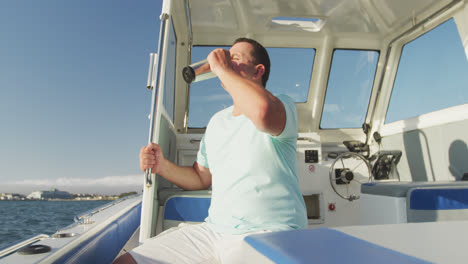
left=0, top=198, right=119, bottom=202
left=1, top=191, right=137, bottom=201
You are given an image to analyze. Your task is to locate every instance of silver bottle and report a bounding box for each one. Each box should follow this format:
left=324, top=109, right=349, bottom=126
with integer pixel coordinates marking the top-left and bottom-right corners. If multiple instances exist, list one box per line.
left=182, top=59, right=217, bottom=83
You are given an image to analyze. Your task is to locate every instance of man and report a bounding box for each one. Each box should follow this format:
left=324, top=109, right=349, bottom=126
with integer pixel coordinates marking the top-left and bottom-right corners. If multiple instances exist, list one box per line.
left=115, top=38, right=307, bottom=263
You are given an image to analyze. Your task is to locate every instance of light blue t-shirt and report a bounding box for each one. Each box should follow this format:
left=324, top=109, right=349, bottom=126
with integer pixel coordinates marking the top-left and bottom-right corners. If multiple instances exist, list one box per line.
left=197, top=94, right=307, bottom=234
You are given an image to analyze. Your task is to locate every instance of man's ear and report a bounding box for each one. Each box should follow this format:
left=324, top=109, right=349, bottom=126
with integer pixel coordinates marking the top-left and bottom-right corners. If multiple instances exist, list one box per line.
left=253, top=64, right=265, bottom=82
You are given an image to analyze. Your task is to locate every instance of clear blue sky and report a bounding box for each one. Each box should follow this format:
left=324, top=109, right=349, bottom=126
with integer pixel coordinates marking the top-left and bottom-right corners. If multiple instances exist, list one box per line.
left=0, top=0, right=162, bottom=194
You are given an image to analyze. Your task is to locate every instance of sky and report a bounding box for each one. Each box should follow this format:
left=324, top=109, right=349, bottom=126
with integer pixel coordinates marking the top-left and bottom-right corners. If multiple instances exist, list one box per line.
left=0, top=0, right=163, bottom=195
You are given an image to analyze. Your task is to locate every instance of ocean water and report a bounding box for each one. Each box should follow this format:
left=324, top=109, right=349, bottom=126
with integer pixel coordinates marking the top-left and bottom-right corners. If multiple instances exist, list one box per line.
left=0, top=200, right=109, bottom=250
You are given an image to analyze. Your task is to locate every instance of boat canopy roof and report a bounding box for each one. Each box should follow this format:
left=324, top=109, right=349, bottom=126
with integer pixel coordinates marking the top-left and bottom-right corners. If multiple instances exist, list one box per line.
left=168, top=0, right=453, bottom=48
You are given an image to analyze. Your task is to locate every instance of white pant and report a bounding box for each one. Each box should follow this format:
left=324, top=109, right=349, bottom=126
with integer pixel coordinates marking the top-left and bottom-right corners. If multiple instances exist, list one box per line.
left=129, top=223, right=270, bottom=264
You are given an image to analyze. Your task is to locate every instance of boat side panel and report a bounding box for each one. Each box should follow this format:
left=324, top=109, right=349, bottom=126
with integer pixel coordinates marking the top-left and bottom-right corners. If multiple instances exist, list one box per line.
left=54, top=202, right=141, bottom=264
left=380, top=118, right=468, bottom=182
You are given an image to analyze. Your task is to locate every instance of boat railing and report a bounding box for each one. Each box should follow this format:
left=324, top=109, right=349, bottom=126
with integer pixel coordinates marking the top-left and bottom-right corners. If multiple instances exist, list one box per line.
left=52, top=194, right=142, bottom=232
left=0, top=234, right=49, bottom=258
left=75, top=194, right=141, bottom=220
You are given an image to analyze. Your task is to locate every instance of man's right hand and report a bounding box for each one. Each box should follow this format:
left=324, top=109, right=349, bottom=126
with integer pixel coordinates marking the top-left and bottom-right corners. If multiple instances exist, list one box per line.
left=207, top=48, right=232, bottom=77
left=139, top=143, right=165, bottom=174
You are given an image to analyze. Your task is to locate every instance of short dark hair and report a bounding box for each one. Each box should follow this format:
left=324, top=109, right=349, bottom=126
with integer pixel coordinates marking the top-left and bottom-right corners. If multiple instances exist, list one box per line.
left=233, top=37, right=270, bottom=87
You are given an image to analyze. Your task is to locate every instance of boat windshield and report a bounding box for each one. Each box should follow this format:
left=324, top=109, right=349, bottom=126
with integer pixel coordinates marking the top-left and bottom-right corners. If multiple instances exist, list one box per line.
left=386, top=18, right=468, bottom=124
left=188, top=46, right=315, bottom=128
left=320, top=49, right=379, bottom=129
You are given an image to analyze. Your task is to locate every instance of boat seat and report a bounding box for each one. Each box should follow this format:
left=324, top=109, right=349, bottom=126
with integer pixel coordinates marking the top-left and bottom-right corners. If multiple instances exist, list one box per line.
left=360, top=181, right=468, bottom=224
left=158, top=187, right=185, bottom=206
left=242, top=228, right=431, bottom=264
left=162, top=190, right=211, bottom=230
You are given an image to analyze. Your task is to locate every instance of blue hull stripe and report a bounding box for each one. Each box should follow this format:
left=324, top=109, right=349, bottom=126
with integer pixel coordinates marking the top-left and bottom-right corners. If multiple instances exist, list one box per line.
left=410, top=189, right=468, bottom=210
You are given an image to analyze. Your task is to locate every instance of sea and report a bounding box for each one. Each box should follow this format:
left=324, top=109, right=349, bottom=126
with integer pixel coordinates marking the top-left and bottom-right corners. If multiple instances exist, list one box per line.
left=0, top=200, right=109, bottom=250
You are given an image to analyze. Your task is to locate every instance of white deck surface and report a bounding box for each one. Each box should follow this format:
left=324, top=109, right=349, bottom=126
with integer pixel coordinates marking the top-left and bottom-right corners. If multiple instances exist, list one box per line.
left=336, top=221, right=468, bottom=264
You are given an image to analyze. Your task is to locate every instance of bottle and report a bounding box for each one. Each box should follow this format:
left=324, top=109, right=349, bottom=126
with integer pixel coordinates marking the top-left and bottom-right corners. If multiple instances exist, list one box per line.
left=182, top=59, right=217, bottom=83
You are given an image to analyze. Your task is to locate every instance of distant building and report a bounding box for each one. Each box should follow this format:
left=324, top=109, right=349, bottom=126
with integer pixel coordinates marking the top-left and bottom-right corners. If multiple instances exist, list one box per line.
left=27, top=188, right=73, bottom=200
left=0, top=193, right=13, bottom=200
left=0, top=193, right=24, bottom=200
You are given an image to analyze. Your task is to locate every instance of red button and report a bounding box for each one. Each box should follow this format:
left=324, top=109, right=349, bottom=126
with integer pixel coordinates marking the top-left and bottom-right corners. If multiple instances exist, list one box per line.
left=308, top=164, right=315, bottom=173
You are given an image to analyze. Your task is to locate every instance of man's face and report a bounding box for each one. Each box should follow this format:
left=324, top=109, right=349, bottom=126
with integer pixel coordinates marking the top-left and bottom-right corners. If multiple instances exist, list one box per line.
left=229, top=42, right=258, bottom=80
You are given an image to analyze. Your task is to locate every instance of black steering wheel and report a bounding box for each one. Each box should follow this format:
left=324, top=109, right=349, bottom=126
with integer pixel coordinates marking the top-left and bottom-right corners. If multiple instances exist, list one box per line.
left=329, top=152, right=372, bottom=201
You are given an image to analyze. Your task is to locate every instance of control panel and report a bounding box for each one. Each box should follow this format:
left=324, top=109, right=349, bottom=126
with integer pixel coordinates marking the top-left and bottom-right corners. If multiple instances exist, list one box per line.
left=305, top=150, right=319, bottom=163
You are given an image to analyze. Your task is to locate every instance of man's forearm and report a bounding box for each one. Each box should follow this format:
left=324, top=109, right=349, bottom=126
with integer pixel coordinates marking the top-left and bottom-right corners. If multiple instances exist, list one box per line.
left=158, top=159, right=208, bottom=190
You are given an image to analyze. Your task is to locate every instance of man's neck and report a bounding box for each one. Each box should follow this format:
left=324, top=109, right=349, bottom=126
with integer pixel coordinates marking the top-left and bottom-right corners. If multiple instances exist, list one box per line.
left=232, top=106, right=242, bottom=117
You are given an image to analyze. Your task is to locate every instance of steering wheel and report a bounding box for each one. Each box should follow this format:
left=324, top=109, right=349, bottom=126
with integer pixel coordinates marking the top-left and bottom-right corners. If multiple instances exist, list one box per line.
left=329, top=152, right=372, bottom=201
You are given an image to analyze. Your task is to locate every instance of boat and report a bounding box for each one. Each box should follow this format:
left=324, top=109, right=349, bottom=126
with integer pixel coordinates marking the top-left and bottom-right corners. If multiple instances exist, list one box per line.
left=1, top=0, right=468, bottom=263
